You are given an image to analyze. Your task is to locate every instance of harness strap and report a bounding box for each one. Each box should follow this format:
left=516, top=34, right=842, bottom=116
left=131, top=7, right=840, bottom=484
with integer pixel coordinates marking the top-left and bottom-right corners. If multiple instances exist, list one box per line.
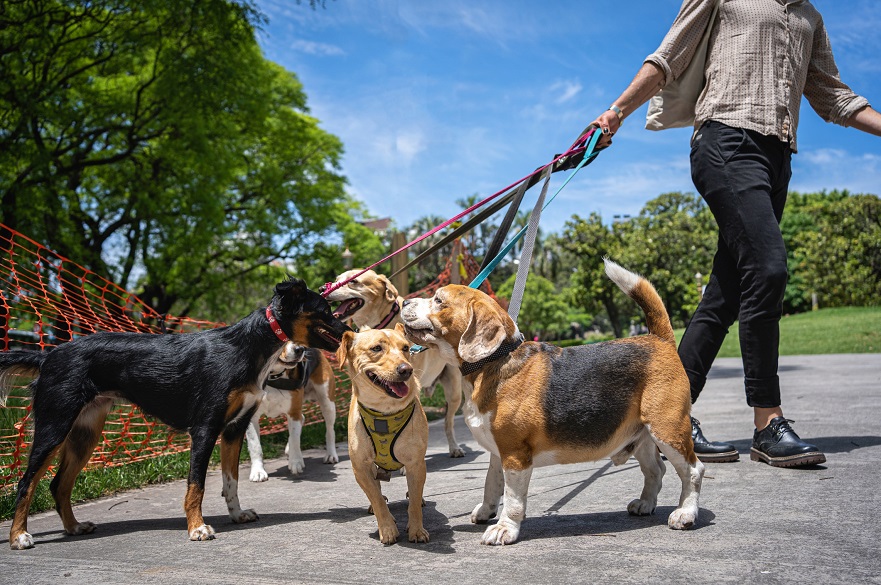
left=358, top=400, right=417, bottom=472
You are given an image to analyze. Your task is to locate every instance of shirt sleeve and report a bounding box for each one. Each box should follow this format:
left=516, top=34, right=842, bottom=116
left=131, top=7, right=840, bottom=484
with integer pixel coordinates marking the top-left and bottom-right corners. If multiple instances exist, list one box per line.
left=644, top=0, right=717, bottom=87
left=803, top=15, right=870, bottom=126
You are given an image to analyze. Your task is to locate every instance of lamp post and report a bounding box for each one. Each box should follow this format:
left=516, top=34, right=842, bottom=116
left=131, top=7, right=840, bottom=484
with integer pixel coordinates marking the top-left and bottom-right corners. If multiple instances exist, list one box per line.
left=695, top=272, right=703, bottom=301
left=342, top=246, right=353, bottom=270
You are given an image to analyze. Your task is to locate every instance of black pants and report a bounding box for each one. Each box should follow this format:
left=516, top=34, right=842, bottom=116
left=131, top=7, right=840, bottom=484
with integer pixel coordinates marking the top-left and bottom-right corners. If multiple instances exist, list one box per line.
left=678, top=121, right=792, bottom=408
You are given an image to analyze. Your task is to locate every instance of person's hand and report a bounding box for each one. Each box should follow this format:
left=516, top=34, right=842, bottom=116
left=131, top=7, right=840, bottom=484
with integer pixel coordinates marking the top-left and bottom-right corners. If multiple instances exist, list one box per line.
left=589, top=108, right=622, bottom=149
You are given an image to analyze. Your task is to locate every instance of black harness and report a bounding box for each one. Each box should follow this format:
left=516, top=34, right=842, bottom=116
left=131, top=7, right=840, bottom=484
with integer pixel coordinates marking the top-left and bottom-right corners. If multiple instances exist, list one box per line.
left=265, top=348, right=321, bottom=390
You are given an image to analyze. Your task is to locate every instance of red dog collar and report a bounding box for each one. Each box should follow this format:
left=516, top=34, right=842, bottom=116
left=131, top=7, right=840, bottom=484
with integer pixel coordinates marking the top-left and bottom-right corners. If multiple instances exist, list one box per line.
left=265, top=306, right=289, bottom=342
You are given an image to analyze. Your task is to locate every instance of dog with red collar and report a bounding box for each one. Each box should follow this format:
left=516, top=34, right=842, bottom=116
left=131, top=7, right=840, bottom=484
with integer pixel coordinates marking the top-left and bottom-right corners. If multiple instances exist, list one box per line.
left=0, top=278, right=349, bottom=549
left=400, top=259, right=704, bottom=545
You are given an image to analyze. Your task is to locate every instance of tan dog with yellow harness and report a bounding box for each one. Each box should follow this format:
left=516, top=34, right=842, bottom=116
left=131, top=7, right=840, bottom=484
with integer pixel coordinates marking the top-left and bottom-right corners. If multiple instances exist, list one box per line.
left=325, top=269, right=465, bottom=458
left=336, top=324, right=430, bottom=545
left=400, top=259, right=704, bottom=545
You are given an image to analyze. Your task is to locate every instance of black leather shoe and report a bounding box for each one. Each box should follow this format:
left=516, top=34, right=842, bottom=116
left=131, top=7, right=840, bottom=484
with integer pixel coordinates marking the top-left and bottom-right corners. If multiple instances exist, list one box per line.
left=691, top=417, right=739, bottom=462
left=751, top=417, right=826, bottom=468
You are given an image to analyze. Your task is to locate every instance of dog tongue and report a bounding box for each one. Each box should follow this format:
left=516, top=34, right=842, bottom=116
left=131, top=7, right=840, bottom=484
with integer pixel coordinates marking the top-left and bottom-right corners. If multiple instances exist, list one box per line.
left=333, top=299, right=359, bottom=318
left=388, top=381, right=409, bottom=397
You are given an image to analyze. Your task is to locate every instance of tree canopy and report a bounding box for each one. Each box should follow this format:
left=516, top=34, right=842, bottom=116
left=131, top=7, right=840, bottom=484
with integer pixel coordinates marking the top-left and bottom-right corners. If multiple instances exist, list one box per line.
left=0, top=0, right=380, bottom=320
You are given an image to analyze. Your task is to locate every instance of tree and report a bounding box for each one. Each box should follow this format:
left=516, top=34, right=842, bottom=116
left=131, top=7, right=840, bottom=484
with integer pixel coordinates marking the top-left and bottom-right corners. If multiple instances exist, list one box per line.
left=617, top=192, right=716, bottom=326
left=496, top=273, right=569, bottom=340
left=560, top=212, right=629, bottom=337
left=789, top=193, right=881, bottom=308
left=0, top=0, right=378, bottom=320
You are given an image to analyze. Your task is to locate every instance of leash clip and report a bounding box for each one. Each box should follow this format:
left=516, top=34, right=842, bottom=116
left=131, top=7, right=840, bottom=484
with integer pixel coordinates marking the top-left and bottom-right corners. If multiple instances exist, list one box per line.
left=409, top=344, right=428, bottom=355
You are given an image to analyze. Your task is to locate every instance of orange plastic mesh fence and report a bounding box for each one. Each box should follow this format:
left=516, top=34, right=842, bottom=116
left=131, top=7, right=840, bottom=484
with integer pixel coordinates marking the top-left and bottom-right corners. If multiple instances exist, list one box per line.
left=0, top=225, right=352, bottom=491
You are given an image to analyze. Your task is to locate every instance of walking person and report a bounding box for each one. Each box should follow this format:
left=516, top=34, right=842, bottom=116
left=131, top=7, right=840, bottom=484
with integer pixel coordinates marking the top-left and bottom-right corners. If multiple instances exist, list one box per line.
left=589, top=0, right=881, bottom=467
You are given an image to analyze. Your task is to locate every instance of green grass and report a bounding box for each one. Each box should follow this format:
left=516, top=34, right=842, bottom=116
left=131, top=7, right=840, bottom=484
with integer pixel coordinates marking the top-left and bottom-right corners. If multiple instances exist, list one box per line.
left=673, top=306, right=881, bottom=357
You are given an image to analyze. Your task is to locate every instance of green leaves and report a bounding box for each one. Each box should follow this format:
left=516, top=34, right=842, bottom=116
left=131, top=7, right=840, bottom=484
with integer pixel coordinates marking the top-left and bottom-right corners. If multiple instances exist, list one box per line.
left=1, top=0, right=379, bottom=320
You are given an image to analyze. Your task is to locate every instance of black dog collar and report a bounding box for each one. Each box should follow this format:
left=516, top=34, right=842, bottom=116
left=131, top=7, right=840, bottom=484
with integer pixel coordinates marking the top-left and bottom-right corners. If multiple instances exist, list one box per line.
left=459, top=336, right=524, bottom=376
left=372, top=300, right=401, bottom=330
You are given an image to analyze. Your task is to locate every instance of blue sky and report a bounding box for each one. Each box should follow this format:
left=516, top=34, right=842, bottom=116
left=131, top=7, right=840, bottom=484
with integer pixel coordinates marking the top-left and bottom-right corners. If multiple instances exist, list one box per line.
left=255, top=0, right=881, bottom=235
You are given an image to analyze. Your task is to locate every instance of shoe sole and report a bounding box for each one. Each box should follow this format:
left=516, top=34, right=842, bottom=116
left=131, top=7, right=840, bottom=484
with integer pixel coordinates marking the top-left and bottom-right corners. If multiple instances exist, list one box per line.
left=696, top=451, right=740, bottom=463
left=750, top=448, right=826, bottom=468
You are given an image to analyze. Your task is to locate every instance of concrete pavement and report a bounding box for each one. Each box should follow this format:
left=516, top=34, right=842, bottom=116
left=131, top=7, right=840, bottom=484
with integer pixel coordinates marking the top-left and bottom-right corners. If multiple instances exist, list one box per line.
left=1, top=353, right=879, bottom=584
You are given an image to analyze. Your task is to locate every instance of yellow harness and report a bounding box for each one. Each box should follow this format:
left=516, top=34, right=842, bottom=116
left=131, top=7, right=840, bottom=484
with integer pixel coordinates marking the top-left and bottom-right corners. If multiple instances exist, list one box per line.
left=358, top=400, right=416, bottom=474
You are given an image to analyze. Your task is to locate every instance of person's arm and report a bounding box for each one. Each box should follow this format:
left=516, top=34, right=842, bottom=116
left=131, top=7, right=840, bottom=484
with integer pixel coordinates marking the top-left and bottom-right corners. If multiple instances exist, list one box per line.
left=587, top=0, right=715, bottom=146
left=590, top=62, right=666, bottom=144
left=848, top=105, right=881, bottom=137
left=803, top=15, right=869, bottom=126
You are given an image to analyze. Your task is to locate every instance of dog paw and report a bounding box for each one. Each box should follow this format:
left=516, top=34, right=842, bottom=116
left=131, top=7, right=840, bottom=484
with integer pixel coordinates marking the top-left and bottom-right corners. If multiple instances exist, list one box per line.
left=288, top=457, right=305, bottom=475
left=66, top=521, right=97, bottom=536
left=9, top=532, right=34, bottom=550
left=407, top=525, right=430, bottom=543
left=450, top=447, right=465, bottom=458
left=378, top=521, right=399, bottom=545
left=480, top=523, right=519, bottom=546
left=627, top=498, right=656, bottom=516
left=668, top=507, right=697, bottom=530
left=189, top=524, right=216, bottom=541
left=324, top=451, right=339, bottom=464
left=249, top=468, right=269, bottom=482
left=470, top=503, right=497, bottom=524
left=230, top=508, right=259, bottom=524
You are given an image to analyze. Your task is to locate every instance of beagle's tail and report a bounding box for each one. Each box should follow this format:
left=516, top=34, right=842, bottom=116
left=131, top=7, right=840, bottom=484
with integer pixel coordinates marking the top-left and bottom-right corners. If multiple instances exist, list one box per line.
left=0, top=350, right=47, bottom=407
left=603, top=258, right=675, bottom=345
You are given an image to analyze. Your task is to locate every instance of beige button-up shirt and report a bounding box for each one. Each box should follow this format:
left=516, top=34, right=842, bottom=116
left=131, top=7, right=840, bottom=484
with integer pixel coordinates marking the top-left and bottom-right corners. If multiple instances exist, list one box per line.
left=645, top=0, right=869, bottom=152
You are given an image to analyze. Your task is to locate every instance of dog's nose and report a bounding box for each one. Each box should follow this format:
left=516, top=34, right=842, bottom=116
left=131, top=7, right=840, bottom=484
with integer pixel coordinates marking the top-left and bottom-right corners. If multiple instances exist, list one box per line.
left=402, top=299, right=411, bottom=307
left=396, top=363, right=413, bottom=379
left=318, top=283, right=327, bottom=295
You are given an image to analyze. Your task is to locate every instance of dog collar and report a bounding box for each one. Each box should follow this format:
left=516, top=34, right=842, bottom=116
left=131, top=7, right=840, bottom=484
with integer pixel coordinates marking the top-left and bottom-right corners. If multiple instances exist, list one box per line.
left=372, top=299, right=400, bottom=330
left=459, top=336, right=524, bottom=376
left=265, top=306, right=289, bottom=343
left=358, top=400, right=417, bottom=473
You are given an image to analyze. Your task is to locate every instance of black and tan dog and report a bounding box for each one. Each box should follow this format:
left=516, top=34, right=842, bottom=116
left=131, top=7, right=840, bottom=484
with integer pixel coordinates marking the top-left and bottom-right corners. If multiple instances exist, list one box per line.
left=336, top=324, right=430, bottom=545
left=400, top=259, right=704, bottom=545
left=0, top=278, right=349, bottom=550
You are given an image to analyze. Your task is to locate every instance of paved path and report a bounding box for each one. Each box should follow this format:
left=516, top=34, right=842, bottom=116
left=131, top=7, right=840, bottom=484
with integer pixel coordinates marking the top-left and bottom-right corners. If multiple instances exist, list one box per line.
left=1, top=354, right=879, bottom=584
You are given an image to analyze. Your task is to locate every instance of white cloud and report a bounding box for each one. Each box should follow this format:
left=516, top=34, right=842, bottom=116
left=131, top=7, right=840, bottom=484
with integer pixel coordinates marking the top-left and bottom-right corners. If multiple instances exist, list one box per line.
left=551, top=80, right=583, bottom=104
left=290, top=39, right=345, bottom=56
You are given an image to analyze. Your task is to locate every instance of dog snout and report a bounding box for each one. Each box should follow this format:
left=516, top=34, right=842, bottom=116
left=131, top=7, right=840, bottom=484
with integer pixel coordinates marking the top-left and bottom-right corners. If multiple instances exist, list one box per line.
left=396, top=362, right=413, bottom=380
left=402, top=299, right=412, bottom=307
left=318, top=283, right=327, bottom=295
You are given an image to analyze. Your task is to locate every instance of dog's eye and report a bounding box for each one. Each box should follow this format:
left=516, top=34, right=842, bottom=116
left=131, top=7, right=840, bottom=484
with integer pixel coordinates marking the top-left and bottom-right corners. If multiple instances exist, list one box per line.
left=402, top=345, right=410, bottom=353
left=370, top=345, right=382, bottom=352
left=433, top=296, right=442, bottom=304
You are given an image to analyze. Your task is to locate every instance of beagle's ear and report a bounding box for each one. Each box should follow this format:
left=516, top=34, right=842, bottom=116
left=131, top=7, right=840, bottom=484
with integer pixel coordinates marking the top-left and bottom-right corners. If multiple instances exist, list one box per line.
left=378, top=274, right=398, bottom=303
left=336, top=330, right=356, bottom=367
left=459, top=299, right=508, bottom=363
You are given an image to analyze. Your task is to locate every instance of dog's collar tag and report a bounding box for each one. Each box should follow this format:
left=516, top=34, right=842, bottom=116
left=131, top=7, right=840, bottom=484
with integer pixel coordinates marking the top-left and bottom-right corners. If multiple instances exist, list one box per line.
left=459, top=336, right=524, bottom=376
left=265, top=306, right=289, bottom=343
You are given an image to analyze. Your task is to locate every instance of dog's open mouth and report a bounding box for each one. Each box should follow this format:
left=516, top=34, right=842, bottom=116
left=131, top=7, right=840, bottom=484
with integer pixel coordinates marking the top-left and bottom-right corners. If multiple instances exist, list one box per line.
left=367, top=371, right=409, bottom=398
left=315, top=326, right=341, bottom=345
left=333, top=298, right=364, bottom=319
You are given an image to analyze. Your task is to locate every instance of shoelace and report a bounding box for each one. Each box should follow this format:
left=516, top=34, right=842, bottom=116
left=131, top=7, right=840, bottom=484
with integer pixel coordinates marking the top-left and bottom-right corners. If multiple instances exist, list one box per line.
left=771, top=418, right=797, bottom=437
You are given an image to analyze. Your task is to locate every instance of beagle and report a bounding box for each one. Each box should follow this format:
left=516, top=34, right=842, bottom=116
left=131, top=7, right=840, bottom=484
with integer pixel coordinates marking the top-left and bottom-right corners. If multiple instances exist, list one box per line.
left=336, top=324, right=430, bottom=545
left=400, top=259, right=704, bottom=545
left=325, top=269, right=465, bottom=458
